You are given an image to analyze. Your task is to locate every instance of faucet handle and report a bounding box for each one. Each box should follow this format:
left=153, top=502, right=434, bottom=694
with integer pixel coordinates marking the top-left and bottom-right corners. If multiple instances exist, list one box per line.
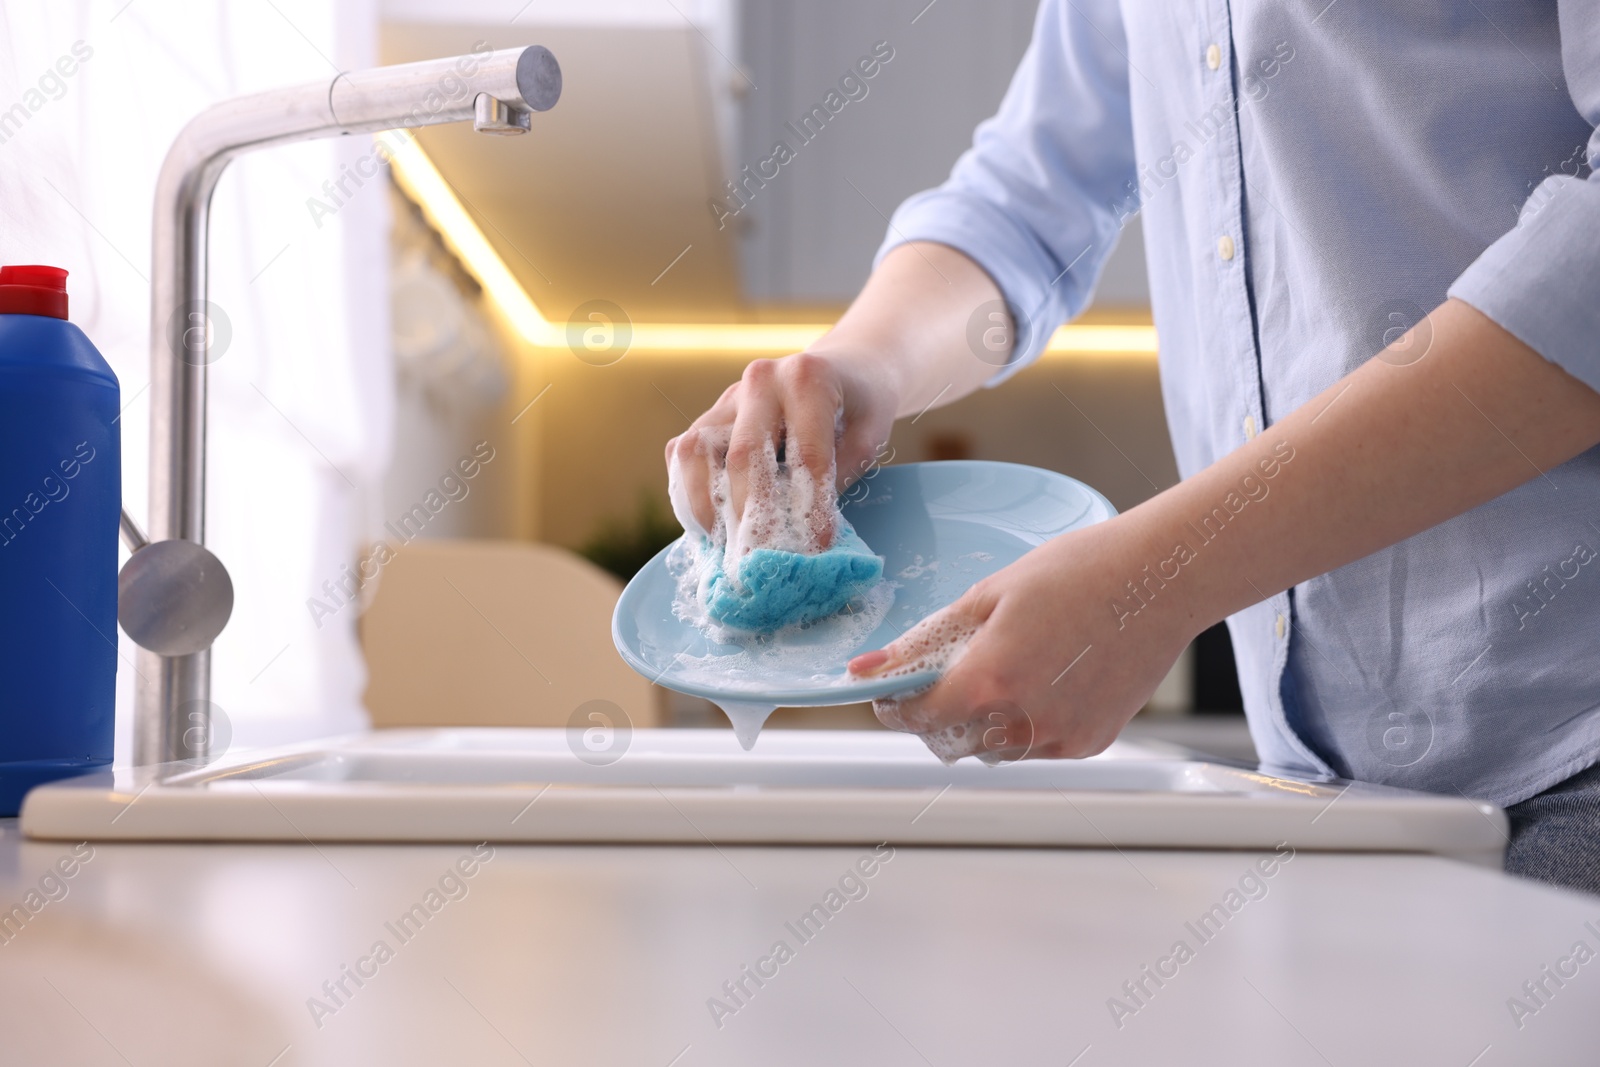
left=473, top=93, right=531, bottom=136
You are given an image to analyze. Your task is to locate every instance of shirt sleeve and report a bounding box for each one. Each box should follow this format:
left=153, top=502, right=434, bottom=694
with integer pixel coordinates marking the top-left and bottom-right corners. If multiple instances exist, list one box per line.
left=1447, top=1, right=1600, bottom=396
left=873, top=0, right=1137, bottom=385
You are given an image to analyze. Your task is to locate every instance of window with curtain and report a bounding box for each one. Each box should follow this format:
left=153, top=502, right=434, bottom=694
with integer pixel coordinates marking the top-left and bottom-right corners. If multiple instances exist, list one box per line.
left=0, top=0, right=391, bottom=759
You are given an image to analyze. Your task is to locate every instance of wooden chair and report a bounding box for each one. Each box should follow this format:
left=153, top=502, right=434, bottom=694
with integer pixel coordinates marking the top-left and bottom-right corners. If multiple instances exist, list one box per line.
left=360, top=539, right=658, bottom=729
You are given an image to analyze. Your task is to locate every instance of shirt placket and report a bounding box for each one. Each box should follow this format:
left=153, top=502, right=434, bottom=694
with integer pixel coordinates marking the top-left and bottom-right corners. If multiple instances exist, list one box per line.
left=1197, top=0, right=1328, bottom=774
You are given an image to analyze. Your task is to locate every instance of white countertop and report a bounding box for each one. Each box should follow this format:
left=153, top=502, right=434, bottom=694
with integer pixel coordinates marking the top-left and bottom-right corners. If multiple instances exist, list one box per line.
left=0, top=820, right=1595, bottom=1065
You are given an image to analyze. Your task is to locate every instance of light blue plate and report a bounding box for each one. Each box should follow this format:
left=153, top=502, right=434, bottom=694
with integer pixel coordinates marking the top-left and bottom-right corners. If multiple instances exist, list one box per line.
left=612, top=461, right=1117, bottom=709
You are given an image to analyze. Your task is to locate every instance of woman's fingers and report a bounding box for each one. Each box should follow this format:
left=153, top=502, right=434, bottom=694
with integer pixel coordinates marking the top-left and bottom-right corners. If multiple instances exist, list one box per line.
left=667, top=382, right=741, bottom=537
left=666, top=353, right=872, bottom=541
left=852, top=585, right=1001, bottom=736
left=870, top=648, right=982, bottom=736
left=846, top=612, right=975, bottom=683
left=878, top=670, right=1037, bottom=764
left=780, top=354, right=844, bottom=549
left=918, top=703, right=1035, bottom=765
left=725, top=359, right=784, bottom=522
left=849, top=581, right=995, bottom=681
left=968, top=699, right=1037, bottom=764
left=665, top=430, right=716, bottom=536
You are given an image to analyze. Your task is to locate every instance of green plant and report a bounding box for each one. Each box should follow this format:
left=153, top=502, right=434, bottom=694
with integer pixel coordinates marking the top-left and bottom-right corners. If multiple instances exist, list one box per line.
left=579, top=491, right=683, bottom=581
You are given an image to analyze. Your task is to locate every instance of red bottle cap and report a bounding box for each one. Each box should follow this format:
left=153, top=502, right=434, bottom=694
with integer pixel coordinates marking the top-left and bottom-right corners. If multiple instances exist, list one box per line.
left=0, top=265, right=69, bottom=319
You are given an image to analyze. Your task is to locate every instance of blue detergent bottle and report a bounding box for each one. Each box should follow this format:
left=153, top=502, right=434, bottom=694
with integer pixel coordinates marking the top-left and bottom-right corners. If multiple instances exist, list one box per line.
left=0, top=265, right=119, bottom=816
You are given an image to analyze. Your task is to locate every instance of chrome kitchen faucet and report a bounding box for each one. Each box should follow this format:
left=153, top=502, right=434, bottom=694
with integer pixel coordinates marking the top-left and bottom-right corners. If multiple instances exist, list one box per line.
left=127, top=46, right=561, bottom=766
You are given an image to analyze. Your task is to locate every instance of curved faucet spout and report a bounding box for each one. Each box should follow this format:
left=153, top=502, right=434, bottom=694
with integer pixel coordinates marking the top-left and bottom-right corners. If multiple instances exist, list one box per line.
left=136, top=46, right=561, bottom=766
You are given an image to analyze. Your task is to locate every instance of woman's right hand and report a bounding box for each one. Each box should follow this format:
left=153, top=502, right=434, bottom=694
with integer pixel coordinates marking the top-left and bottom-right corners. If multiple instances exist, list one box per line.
left=664, top=350, right=901, bottom=549
left=665, top=241, right=1010, bottom=548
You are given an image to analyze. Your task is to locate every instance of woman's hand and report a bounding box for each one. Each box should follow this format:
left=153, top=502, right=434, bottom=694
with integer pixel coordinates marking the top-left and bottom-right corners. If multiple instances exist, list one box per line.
left=664, top=351, right=901, bottom=547
left=848, top=518, right=1198, bottom=762
left=663, top=242, right=1011, bottom=548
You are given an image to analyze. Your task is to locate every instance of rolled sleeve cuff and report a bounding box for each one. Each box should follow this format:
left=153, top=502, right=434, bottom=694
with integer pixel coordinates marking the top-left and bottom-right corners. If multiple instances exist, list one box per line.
left=1448, top=175, right=1600, bottom=397
left=874, top=189, right=1083, bottom=387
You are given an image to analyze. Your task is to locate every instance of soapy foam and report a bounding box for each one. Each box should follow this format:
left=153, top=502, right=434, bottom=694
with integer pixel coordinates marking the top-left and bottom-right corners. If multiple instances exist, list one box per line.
left=871, top=614, right=979, bottom=681
left=665, top=568, right=895, bottom=729
left=664, top=422, right=892, bottom=748
left=896, top=555, right=940, bottom=580
left=668, top=424, right=836, bottom=576
left=919, top=703, right=1035, bottom=766
left=668, top=425, right=855, bottom=626
left=866, top=612, right=987, bottom=761
left=668, top=431, right=1010, bottom=760
left=919, top=720, right=975, bottom=765
left=665, top=539, right=895, bottom=669
left=664, top=577, right=894, bottom=750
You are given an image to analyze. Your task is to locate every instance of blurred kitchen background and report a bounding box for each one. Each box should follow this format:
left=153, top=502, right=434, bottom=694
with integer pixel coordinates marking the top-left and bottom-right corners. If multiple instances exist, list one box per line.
left=0, top=0, right=1247, bottom=762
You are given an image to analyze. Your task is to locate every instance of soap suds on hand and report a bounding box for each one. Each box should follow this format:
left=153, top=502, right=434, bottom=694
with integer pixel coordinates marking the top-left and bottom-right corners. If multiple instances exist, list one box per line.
left=663, top=423, right=894, bottom=748
left=667, top=425, right=884, bottom=639
left=866, top=611, right=983, bottom=761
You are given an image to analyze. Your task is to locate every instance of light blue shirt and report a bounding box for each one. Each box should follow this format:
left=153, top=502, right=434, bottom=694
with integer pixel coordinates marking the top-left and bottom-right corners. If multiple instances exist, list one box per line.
left=878, top=0, right=1600, bottom=806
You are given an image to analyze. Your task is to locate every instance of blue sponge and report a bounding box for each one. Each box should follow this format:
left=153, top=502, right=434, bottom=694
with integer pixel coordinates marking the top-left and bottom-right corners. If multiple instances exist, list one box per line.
left=704, top=522, right=884, bottom=634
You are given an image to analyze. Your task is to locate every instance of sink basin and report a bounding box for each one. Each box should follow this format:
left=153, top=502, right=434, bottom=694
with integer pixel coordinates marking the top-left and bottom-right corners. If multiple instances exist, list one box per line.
left=19, top=728, right=1507, bottom=865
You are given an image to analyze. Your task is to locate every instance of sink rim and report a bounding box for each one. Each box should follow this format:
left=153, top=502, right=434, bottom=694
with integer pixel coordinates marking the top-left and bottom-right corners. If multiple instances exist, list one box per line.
left=16, top=728, right=1508, bottom=866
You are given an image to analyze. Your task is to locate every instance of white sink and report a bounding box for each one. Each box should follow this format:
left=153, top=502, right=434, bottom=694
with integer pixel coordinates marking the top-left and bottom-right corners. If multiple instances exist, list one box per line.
left=19, top=728, right=1507, bottom=865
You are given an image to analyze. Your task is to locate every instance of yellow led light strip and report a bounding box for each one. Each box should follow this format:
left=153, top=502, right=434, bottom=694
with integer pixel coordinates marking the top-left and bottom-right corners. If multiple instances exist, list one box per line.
left=386, top=134, right=1157, bottom=357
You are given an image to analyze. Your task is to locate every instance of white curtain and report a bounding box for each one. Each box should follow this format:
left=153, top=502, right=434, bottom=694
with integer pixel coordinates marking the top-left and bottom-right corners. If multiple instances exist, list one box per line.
left=0, top=0, right=390, bottom=758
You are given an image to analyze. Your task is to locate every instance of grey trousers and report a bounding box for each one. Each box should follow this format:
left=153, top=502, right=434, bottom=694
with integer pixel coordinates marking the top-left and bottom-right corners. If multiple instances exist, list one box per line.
left=1505, top=760, right=1600, bottom=897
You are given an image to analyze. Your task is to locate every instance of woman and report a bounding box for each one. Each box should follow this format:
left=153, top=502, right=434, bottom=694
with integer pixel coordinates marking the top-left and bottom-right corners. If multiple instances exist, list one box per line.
left=667, top=1, right=1600, bottom=893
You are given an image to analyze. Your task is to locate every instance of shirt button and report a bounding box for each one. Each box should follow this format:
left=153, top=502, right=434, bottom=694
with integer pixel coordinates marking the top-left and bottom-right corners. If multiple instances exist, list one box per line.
left=1243, top=415, right=1257, bottom=440
left=1275, top=613, right=1286, bottom=640
left=1217, top=234, right=1235, bottom=261
left=1205, top=43, right=1222, bottom=70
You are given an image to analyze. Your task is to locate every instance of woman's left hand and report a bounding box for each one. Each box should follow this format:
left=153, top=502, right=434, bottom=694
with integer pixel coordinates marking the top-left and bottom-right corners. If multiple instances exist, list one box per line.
left=847, top=518, right=1200, bottom=762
